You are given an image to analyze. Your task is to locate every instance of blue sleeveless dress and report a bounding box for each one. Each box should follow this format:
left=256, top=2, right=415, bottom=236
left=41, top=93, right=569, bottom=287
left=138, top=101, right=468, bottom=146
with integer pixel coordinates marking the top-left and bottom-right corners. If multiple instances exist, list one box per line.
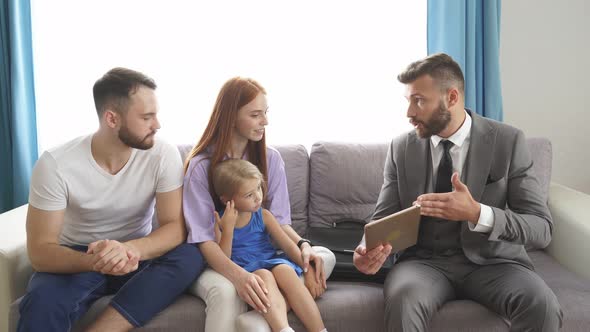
left=224, top=208, right=303, bottom=276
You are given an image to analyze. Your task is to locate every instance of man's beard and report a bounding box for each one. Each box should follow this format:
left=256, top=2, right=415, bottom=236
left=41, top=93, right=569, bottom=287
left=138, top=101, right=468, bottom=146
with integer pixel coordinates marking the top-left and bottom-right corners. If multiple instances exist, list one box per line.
left=118, top=124, right=155, bottom=150
left=414, top=101, right=451, bottom=138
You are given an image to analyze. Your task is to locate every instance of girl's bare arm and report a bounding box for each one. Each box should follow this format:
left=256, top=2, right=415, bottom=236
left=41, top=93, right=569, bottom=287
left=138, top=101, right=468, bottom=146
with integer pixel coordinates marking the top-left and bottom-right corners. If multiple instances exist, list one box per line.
left=262, top=209, right=305, bottom=268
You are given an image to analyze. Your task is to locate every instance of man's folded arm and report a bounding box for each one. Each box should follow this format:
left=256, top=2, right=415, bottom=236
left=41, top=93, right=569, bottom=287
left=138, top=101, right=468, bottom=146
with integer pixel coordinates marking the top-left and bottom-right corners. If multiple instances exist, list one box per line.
left=126, top=187, right=187, bottom=260
left=26, top=205, right=94, bottom=273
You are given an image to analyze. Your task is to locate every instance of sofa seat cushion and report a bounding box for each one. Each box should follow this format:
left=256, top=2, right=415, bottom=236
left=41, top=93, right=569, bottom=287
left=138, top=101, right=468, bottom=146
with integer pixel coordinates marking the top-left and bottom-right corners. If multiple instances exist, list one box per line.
left=430, top=300, right=508, bottom=331
left=285, top=250, right=590, bottom=332
left=10, top=254, right=590, bottom=332
left=530, top=250, right=590, bottom=331
left=288, top=281, right=385, bottom=332
left=10, top=294, right=205, bottom=332
left=286, top=281, right=508, bottom=332
left=429, top=251, right=590, bottom=332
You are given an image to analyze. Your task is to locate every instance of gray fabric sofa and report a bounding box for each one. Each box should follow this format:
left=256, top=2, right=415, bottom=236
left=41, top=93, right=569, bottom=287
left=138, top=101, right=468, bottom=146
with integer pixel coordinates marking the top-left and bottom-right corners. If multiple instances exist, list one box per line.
left=2, top=138, right=590, bottom=331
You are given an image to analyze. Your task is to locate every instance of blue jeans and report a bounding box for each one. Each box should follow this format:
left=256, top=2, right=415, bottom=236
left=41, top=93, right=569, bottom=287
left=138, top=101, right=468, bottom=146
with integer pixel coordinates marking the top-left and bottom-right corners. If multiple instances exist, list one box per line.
left=17, top=243, right=204, bottom=331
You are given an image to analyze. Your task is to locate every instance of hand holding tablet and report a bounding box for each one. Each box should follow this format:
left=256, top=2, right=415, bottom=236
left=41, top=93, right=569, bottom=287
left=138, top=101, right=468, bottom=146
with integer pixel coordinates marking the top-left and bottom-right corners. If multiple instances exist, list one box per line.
left=364, top=205, right=421, bottom=251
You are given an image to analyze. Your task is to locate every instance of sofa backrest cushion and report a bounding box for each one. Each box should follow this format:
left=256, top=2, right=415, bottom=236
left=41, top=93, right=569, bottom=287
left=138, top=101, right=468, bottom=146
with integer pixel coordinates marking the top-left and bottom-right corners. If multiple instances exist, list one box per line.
left=172, top=137, right=550, bottom=233
left=306, top=138, right=552, bottom=228
left=527, top=137, right=552, bottom=203
left=177, top=144, right=193, bottom=163
left=171, top=144, right=310, bottom=236
left=308, top=142, right=388, bottom=227
left=274, top=145, right=310, bottom=236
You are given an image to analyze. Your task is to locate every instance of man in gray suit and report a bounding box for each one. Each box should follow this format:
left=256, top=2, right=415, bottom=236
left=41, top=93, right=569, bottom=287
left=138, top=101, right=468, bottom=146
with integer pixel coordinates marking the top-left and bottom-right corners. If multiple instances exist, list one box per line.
left=353, top=53, right=562, bottom=331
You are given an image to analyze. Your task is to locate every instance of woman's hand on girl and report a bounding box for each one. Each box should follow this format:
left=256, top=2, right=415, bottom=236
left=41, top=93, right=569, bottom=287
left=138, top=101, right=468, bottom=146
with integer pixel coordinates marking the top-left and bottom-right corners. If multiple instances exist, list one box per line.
left=304, top=265, right=326, bottom=299
left=236, top=271, right=270, bottom=313
left=301, top=245, right=327, bottom=289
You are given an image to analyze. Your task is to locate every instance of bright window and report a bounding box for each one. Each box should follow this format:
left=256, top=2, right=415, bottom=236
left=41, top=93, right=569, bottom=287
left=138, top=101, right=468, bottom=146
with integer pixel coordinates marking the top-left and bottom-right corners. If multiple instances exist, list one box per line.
left=31, top=0, right=426, bottom=152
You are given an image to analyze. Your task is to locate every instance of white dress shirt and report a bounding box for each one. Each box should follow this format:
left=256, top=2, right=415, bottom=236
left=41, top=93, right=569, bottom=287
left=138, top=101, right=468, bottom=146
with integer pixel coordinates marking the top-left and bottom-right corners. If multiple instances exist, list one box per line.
left=429, top=109, right=494, bottom=233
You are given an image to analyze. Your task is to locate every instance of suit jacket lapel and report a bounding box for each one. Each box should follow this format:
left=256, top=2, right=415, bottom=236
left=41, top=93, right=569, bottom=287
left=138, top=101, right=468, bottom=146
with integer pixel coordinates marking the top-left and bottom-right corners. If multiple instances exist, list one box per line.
left=464, top=111, right=497, bottom=202
left=405, top=132, right=429, bottom=206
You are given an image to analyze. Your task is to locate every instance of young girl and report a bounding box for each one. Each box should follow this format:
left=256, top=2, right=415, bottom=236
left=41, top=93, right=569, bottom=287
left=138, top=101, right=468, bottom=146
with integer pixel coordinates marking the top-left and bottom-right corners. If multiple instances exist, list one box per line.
left=183, top=77, right=335, bottom=332
left=212, top=159, right=327, bottom=332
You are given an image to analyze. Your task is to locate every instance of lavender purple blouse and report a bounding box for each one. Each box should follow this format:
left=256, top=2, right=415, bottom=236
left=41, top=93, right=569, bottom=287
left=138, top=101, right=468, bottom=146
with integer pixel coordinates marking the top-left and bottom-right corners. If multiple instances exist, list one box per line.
left=183, top=146, right=292, bottom=243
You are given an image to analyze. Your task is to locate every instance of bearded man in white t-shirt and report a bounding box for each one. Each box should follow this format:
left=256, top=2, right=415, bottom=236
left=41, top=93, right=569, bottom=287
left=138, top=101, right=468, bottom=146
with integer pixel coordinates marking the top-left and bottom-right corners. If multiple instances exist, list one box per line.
left=17, top=68, right=205, bottom=332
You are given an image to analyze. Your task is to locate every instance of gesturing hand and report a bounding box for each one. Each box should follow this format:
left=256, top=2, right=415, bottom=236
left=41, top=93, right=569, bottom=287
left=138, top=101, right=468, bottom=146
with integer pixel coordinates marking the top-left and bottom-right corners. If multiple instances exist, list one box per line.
left=235, top=271, right=270, bottom=313
left=415, top=172, right=481, bottom=223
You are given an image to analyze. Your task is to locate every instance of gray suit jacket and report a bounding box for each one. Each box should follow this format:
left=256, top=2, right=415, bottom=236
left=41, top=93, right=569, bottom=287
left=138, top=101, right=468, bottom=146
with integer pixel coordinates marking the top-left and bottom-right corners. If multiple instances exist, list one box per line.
left=373, top=111, right=553, bottom=269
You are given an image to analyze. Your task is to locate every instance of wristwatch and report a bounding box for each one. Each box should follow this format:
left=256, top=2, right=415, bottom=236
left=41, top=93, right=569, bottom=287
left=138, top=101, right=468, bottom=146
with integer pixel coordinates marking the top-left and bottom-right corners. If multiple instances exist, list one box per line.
left=297, top=238, right=313, bottom=248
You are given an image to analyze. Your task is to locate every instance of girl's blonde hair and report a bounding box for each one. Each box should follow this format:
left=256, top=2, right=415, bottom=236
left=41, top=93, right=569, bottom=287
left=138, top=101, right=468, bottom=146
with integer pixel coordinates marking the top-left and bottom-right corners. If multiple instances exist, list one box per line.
left=212, top=159, right=264, bottom=199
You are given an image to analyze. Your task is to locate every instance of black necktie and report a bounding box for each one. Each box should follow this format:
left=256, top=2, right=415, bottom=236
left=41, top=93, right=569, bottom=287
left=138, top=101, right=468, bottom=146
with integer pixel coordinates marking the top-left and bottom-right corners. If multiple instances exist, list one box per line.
left=435, top=140, right=454, bottom=193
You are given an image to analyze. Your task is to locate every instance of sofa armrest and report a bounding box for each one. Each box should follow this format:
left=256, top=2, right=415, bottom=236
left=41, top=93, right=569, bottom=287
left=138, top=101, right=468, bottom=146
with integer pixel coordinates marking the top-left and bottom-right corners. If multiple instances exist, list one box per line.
left=0, top=204, right=33, bottom=332
left=546, top=182, right=590, bottom=280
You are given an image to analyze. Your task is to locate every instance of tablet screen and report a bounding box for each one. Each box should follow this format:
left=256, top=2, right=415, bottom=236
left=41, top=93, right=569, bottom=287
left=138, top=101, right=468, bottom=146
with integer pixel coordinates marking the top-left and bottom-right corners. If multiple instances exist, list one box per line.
left=364, top=205, right=421, bottom=251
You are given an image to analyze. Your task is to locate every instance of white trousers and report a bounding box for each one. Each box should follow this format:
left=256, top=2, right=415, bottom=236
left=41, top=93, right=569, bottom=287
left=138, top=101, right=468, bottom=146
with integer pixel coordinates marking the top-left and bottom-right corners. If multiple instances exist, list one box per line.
left=188, top=246, right=335, bottom=332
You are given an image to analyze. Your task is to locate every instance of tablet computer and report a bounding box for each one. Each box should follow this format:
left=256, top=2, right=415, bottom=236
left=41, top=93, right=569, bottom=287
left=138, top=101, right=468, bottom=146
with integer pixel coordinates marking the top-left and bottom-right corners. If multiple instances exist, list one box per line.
left=364, top=205, right=421, bottom=251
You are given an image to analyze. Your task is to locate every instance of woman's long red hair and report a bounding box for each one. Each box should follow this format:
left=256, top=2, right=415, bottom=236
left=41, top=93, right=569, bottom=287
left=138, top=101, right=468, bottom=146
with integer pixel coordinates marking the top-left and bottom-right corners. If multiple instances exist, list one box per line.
left=184, top=77, right=268, bottom=209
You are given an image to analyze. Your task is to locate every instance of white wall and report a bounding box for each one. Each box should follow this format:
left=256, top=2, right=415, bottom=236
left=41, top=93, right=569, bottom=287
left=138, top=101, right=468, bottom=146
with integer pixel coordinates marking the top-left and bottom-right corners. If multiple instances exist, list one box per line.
left=501, top=0, right=590, bottom=194
left=30, top=0, right=425, bottom=154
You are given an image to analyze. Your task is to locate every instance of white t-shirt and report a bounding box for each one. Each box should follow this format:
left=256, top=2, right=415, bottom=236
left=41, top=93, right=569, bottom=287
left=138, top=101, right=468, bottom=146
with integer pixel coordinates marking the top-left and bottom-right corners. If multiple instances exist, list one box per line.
left=28, top=134, right=183, bottom=246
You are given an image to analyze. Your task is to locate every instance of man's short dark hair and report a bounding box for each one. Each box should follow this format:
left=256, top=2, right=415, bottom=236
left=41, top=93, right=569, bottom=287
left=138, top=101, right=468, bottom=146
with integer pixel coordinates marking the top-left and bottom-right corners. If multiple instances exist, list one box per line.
left=397, top=53, right=465, bottom=94
left=92, top=67, right=157, bottom=116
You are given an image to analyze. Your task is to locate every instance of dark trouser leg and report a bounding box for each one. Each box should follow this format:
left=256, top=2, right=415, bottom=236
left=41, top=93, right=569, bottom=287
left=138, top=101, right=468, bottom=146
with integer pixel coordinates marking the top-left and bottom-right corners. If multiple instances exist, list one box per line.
left=17, top=271, right=108, bottom=332
left=383, top=259, right=455, bottom=332
left=461, top=263, right=563, bottom=332
left=109, top=243, right=206, bottom=327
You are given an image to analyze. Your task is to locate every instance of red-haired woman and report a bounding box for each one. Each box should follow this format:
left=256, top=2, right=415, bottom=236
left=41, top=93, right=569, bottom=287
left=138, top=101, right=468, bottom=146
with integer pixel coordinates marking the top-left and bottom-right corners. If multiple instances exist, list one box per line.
left=183, top=77, right=335, bottom=332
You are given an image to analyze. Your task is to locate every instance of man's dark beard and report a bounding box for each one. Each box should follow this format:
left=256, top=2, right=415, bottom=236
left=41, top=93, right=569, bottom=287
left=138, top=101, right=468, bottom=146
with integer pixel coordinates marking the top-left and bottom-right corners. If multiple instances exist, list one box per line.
left=415, top=101, right=451, bottom=138
left=118, top=124, right=155, bottom=150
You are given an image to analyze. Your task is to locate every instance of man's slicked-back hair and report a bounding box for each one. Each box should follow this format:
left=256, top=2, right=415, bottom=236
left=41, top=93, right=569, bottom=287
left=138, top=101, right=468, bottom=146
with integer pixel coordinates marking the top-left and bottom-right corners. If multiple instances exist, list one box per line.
left=92, top=67, right=157, bottom=116
left=397, top=53, right=465, bottom=94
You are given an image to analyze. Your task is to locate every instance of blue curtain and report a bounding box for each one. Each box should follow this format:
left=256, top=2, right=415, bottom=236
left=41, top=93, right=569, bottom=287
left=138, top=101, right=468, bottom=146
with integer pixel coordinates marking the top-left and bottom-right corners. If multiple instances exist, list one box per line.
left=1, top=0, right=38, bottom=213
left=427, top=0, right=503, bottom=121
